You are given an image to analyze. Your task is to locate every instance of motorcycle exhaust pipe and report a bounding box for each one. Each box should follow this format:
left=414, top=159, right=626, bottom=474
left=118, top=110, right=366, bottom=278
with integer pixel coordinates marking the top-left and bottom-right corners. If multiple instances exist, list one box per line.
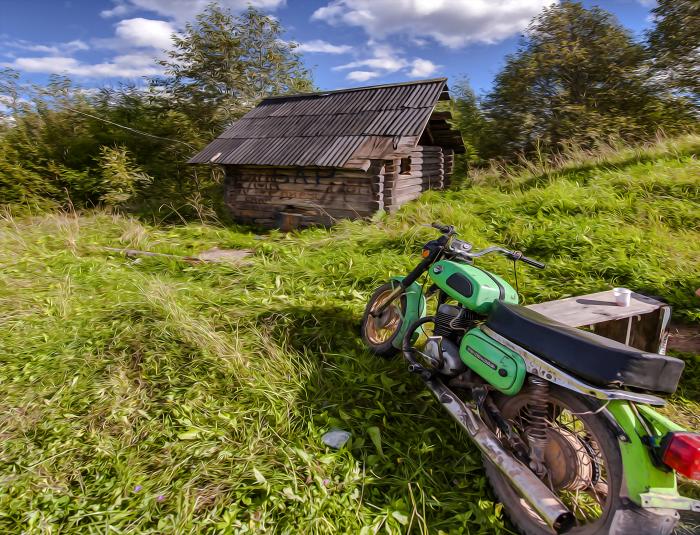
left=422, top=375, right=576, bottom=534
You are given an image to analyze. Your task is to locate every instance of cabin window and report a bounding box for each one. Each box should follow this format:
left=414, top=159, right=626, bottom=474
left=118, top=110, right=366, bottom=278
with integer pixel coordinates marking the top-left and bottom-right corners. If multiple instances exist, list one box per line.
left=400, top=156, right=412, bottom=175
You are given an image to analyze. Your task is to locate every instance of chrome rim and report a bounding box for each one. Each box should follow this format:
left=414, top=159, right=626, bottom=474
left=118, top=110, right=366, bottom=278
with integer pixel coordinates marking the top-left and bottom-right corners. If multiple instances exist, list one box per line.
left=365, top=289, right=402, bottom=345
left=498, top=395, right=611, bottom=527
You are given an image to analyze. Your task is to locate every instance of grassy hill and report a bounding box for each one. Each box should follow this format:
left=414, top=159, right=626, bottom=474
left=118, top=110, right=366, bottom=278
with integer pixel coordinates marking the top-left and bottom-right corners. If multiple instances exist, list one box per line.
left=1, top=135, right=699, bottom=533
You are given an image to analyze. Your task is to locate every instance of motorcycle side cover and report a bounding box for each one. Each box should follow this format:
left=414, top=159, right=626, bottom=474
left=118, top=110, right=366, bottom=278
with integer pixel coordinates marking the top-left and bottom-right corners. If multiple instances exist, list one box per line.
left=461, top=328, right=526, bottom=396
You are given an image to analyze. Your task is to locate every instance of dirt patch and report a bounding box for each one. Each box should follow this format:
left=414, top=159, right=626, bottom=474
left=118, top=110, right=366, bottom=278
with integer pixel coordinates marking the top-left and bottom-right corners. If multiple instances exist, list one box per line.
left=668, top=323, right=700, bottom=355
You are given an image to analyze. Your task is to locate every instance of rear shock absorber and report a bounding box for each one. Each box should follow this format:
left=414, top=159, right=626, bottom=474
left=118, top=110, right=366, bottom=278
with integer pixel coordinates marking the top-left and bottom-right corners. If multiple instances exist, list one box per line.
left=527, top=376, right=550, bottom=477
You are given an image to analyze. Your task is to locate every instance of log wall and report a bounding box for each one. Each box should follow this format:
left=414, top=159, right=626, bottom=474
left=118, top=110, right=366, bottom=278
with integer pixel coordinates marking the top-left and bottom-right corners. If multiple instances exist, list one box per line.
left=223, top=164, right=383, bottom=228
left=443, top=149, right=454, bottom=188
left=223, top=145, right=454, bottom=227
left=384, top=145, right=444, bottom=213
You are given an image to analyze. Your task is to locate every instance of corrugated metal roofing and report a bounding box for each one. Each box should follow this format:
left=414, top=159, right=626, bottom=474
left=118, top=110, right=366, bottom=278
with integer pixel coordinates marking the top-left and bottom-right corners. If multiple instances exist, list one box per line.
left=189, top=78, right=459, bottom=167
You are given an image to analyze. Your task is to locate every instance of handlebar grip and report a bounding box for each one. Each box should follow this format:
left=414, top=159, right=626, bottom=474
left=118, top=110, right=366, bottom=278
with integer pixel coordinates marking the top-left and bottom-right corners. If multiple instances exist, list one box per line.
left=521, top=256, right=545, bottom=269
left=431, top=222, right=454, bottom=234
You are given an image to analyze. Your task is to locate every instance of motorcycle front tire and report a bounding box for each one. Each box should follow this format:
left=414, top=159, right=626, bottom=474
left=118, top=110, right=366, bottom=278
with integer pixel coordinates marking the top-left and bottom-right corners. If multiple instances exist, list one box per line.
left=360, top=281, right=407, bottom=358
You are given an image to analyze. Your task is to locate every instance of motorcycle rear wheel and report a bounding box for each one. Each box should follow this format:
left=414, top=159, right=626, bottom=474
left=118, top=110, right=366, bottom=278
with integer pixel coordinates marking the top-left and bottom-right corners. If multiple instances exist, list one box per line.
left=484, top=386, right=678, bottom=535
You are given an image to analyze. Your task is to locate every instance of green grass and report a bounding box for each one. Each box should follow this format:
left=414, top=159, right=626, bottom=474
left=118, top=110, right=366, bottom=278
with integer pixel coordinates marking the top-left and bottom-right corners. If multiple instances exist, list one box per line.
left=1, top=135, right=699, bottom=533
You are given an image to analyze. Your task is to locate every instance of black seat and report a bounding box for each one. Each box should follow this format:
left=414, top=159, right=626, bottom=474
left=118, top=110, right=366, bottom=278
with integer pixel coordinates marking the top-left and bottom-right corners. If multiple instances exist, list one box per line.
left=486, top=301, right=684, bottom=394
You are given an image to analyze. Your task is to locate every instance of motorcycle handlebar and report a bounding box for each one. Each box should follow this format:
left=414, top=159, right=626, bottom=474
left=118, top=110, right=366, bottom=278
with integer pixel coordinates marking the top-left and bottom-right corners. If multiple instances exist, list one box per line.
left=431, top=222, right=455, bottom=235
left=506, top=250, right=545, bottom=269
left=519, top=255, right=546, bottom=269
left=433, top=222, right=545, bottom=269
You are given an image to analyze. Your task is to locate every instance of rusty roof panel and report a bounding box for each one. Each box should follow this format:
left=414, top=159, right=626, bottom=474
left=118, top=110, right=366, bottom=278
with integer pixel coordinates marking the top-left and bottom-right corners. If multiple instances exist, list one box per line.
left=189, top=78, right=464, bottom=166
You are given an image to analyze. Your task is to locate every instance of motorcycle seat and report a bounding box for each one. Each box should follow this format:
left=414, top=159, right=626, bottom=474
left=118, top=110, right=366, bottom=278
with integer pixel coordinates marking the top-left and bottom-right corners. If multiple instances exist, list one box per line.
left=485, top=301, right=684, bottom=394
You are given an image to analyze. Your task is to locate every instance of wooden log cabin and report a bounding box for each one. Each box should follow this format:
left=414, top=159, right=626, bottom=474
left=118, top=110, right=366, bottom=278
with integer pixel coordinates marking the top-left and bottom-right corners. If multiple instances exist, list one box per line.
left=189, top=78, right=465, bottom=229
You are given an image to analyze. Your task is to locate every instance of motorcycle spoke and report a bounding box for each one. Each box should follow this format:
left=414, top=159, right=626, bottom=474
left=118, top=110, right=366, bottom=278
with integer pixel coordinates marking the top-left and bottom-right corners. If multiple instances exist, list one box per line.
left=498, top=397, right=610, bottom=526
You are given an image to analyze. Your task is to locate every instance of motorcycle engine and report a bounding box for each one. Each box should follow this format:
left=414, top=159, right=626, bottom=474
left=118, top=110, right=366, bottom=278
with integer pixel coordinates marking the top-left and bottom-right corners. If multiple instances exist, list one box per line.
left=434, top=303, right=477, bottom=340
left=425, top=304, right=478, bottom=376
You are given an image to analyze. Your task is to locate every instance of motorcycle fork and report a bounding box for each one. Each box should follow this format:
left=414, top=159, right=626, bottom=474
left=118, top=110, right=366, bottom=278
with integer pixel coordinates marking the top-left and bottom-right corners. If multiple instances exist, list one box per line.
left=369, top=285, right=404, bottom=317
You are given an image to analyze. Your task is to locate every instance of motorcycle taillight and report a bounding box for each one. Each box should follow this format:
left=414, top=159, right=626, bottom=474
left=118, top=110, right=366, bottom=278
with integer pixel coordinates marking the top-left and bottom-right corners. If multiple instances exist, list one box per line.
left=662, top=432, right=700, bottom=480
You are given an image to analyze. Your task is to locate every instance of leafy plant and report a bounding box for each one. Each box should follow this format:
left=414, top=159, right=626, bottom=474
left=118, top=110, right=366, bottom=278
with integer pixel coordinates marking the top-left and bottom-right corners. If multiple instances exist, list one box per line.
left=479, top=1, right=696, bottom=159
left=97, top=146, right=152, bottom=207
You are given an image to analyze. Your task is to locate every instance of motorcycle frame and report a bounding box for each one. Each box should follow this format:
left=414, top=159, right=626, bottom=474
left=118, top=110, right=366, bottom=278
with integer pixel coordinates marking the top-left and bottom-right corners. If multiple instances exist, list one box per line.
left=385, top=240, right=699, bottom=514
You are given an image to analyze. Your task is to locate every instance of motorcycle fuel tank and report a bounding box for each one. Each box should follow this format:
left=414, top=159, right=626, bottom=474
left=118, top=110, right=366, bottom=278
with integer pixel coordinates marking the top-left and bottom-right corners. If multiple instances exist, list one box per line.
left=460, top=328, right=526, bottom=395
left=428, top=259, right=518, bottom=314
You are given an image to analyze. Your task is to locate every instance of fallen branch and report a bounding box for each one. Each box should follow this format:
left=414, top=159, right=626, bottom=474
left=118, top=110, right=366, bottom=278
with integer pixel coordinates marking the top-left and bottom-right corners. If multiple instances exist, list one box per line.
left=103, top=246, right=253, bottom=265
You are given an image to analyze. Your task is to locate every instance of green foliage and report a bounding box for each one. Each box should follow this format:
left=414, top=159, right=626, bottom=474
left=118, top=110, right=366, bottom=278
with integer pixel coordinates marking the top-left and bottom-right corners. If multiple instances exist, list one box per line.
left=647, top=0, right=700, bottom=103
left=0, top=3, right=313, bottom=219
left=0, top=135, right=698, bottom=533
left=0, top=76, right=200, bottom=212
left=157, top=4, right=313, bottom=128
left=449, top=79, right=487, bottom=177
left=97, top=146, right=152, bottom=206
left=479, top=1, right=696, bottom=160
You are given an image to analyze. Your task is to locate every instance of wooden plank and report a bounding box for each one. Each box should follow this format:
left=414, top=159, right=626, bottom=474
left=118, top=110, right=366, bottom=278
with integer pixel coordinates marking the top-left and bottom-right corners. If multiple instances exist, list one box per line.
left=526, top=290, right=667, bottom=327
left=392, top=176, right=425, bottom=187
left=592, top=308, right=669, bottom=353
left=413, top=145, right=443, bottom=152
left=405, top=157, right=443, bottom=165
left=229, top=196, right=382, bottom=211
left=228, top=185, right=376, bottom=198
left=228, top=173, right=376, bottom=185
left=342, top=158, right=372, bottom=171
left=430, top=111, right=452, bottom=121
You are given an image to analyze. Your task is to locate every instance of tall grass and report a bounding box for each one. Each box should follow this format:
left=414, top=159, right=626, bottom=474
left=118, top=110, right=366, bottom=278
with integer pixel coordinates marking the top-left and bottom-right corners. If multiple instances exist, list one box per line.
left=0, top=135, right=698, bottom=533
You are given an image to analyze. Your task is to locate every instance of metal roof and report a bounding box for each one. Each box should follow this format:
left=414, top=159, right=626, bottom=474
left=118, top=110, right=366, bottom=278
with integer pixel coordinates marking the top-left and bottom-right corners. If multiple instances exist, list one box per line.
left=188, top=78, right=463, bottom=167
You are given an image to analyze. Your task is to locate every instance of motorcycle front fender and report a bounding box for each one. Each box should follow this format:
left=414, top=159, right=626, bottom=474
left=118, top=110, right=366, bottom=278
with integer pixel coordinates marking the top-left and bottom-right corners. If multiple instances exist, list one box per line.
left=389, top=276, right=427, bottom=350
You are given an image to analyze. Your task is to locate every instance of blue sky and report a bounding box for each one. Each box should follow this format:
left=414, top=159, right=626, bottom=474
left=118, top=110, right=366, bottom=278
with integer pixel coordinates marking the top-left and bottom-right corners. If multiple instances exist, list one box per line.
left=0, top=0, right=656, bottom=95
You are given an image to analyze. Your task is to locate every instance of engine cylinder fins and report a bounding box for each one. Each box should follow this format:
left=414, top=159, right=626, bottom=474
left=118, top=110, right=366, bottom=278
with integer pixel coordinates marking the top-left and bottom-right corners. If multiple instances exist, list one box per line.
left=434, top=303, right=478, bottom=338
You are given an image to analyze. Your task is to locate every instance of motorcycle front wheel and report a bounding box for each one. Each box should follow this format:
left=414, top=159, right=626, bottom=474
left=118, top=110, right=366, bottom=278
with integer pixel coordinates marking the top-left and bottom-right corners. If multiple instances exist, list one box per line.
left=484, top=385, right=679, bottom=535
left=360, top=281, right=406, bottom=358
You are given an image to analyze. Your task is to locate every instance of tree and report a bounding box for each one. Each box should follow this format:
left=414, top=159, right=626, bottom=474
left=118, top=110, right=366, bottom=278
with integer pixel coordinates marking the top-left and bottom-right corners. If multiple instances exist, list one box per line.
left=647, top=0, right=700, bottom=103
left=481, top=1, right=693, bottom=159
left=450, top=79, right=487, bottom=165
left=157, top=4, right=313, bottom=129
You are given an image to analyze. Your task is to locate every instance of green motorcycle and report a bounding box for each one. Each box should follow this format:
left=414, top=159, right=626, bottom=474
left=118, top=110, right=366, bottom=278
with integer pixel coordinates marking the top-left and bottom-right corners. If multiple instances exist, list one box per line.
left=360, top=223, right=699, bottom=535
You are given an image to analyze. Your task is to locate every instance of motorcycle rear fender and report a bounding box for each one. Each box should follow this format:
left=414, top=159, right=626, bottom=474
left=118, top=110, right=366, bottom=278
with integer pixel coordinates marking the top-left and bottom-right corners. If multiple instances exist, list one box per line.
left=389, top=277, right=427, bottom=350
left=607, top=401, right=684, bottom=507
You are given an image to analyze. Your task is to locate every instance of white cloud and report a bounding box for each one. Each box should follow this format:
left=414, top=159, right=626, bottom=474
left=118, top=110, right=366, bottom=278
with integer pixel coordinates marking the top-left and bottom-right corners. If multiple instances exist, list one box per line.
left=101, top=0, right=286, bottom=24
left=1, top=14, right=177, bottom=79
left=334, top=44, right=407, bottom=72
left=114, top=18, right=175, bottom=50
left=312, top=0, right=557, bottom=48
left=295, top=39, right=352, bottom=54
left=332, top=42, right=438, bottom=82
left=409, top=58, right=437, bottom=78
left=2, top=53, right=162, bottom=78
left=335, top=56, right=406, bottom=71
left=1, top=39, right=89, bottom=56
left=347, top=70, right=380, bottom=82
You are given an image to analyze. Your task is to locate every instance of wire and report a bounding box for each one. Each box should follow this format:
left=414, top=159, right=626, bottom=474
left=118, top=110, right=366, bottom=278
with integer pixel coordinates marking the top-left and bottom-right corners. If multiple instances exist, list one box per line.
left=60, top=105, right=198, bottom=151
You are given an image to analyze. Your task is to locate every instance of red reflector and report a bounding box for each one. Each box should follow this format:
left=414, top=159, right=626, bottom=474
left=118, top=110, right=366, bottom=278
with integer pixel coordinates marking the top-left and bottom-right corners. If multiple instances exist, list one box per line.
left=662, top=433, right=700, bottom=480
